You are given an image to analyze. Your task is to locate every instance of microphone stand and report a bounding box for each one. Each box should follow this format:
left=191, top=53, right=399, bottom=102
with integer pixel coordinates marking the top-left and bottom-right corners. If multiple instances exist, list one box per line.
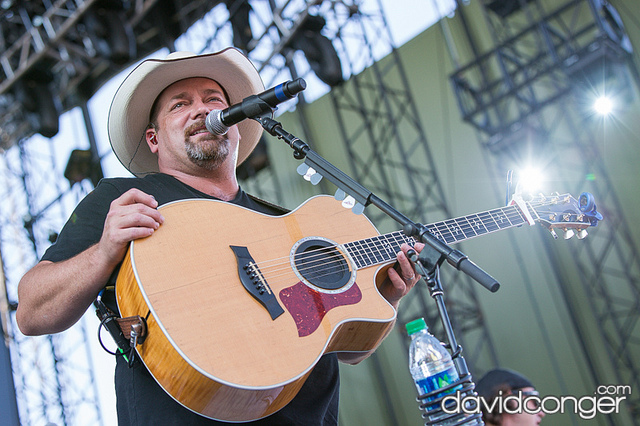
left=256, top=113, right=492, bottom=425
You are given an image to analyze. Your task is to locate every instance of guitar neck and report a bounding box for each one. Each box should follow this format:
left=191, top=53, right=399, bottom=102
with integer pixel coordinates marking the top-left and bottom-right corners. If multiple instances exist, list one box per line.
left=343, top=202, right=538, bottom=269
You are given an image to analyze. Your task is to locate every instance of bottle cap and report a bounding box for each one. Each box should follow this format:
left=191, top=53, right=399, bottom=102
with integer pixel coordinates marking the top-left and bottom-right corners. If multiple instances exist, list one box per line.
left=405, top=318, right=427, bottom=335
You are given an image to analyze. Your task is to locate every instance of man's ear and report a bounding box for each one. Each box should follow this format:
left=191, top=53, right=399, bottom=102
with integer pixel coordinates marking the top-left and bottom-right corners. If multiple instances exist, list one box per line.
left=145, top=127, right=159, bottom=153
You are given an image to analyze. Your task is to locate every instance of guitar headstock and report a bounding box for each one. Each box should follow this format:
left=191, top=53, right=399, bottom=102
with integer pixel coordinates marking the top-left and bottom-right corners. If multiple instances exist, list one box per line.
left=530, top=192, right=603, bottom=239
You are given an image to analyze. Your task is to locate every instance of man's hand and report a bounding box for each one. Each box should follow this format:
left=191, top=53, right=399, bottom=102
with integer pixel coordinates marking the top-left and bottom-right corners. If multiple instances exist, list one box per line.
left=96, top=188, right=164, bottom=270
left=380, top=242, right=425, bottom=309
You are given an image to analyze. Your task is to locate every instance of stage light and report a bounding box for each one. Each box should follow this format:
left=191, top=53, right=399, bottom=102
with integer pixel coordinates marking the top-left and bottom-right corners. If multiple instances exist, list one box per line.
left=288, top=14, right=344, bottom=87
left=593, top=95, right=614, bottom=115
left=64, top=149, right=104, bottom=188
left=82, top=1, right=135, bottom=64
left=13, top=70, right=60, bottom=138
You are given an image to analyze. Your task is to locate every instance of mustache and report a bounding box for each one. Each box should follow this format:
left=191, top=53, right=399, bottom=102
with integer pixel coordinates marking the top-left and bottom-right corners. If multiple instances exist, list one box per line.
left=184, top=120, right=210, bottom=138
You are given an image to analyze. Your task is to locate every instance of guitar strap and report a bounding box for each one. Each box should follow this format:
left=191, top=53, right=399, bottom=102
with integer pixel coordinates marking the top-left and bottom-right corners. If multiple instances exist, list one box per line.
left=247, top=194, right=291, bottom=215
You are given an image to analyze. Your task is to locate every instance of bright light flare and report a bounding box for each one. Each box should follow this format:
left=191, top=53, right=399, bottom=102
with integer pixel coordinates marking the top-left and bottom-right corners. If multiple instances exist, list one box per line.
left=593, top=96, right=614, bottom=115
left=518, top=167, right=545, bottom=194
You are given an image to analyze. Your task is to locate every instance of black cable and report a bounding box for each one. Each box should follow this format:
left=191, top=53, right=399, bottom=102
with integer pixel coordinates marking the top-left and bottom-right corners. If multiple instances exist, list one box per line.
left=97, top=313, right=132, bottom=364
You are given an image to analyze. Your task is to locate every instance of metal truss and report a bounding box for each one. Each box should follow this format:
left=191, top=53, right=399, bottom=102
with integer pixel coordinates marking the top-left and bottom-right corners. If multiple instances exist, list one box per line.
left=450, top=0, right=640, bottom=423
left=450, top=0, right=633, bottom=145
left=0, top=134, right=104, bottom=425
left=0, top=0, right=224, bottom=149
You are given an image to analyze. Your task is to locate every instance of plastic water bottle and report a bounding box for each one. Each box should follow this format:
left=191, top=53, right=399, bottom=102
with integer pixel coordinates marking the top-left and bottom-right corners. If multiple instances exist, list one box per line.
left=407, top=318, right=461, bottom=425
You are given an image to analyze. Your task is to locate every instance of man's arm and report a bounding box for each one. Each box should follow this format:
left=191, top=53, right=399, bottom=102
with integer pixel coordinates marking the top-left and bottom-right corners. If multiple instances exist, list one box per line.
left=16, top=189, right=164, bottom=336
left=337, top=242, right=424, bottom=365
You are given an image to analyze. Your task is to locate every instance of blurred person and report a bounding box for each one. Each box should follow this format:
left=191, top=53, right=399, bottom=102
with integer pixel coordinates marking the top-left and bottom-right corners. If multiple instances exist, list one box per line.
left=475, top=368, right=546, bottom=426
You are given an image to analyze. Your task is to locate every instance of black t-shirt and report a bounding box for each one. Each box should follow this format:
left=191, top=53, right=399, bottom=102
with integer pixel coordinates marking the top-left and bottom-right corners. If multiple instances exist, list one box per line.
left=42, top=173, right=340, bottom=425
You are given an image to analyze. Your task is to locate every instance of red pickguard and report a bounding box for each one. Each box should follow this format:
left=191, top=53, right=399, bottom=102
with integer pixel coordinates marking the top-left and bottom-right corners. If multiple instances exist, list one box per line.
left=279, top=282, right=363, bottom=337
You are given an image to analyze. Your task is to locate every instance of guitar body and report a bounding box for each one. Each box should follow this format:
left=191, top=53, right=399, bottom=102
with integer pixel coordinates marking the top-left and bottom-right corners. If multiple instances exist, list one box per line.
left=115, top=195, right=396, bottom=422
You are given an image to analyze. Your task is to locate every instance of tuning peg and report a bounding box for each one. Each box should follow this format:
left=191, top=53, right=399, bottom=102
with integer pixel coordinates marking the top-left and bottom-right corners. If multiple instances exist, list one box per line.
left=334, top=188, right=346, bottom=201
left=577, top=229, right=588, bottom=239
left=563, top=229, right=575, bottom=240
left=549, top=229, right=558, bottom=239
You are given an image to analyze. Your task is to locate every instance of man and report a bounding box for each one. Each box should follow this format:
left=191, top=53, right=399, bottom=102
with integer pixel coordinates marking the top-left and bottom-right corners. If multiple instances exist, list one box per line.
left=475, top=368, right=546, bottom=426
left=16, top=48, right=422, bottom=424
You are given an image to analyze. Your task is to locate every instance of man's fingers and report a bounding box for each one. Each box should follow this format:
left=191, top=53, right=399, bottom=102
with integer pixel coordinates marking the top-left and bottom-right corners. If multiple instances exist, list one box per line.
left=396, top=248, right=418, bottom=280
left=109, top=189, right=164, bottom=225
left=113, top=188, right=159, bottom=209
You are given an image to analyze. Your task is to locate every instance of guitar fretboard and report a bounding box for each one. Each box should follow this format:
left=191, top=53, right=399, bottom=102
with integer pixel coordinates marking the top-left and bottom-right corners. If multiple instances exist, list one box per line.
left=343, top=202, right=538, bottom=269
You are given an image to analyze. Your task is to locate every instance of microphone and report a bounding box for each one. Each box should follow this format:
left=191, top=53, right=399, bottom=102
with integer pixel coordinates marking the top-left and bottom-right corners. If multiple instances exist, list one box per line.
left=206, top=78, right=306, bottom=135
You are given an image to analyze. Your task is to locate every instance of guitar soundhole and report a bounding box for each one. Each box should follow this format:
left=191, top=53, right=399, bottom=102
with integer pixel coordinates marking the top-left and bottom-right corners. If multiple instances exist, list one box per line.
left=293, top=238, right=353, bottom=292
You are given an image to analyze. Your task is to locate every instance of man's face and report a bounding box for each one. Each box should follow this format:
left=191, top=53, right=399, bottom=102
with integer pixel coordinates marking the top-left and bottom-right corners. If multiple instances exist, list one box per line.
left=147, top=77, right=240, bottom=172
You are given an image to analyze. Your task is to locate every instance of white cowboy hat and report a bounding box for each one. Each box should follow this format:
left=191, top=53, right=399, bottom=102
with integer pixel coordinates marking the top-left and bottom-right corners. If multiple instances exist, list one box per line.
left=108, top=48, right=264, bottom=176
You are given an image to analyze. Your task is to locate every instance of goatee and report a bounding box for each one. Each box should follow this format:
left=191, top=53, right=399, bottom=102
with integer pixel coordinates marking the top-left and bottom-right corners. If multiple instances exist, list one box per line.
left=184, top=122, right=230, bottom=170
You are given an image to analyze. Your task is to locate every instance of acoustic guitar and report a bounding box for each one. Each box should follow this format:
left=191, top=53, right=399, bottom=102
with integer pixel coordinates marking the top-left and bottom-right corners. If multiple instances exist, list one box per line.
left=115, top=193, right=601, bottom=422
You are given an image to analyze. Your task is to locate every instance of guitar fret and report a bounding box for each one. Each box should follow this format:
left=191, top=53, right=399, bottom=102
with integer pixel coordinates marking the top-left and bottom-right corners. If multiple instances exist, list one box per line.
left=352, top=240, right=371, bottom=267
left=488, top=208, right=513, bottom=228
left=343, top=242, right=356, bottom=266
left=456, top=217, right=478, bottom=240
left=369, top=239, right=385, bottom=264
left=344, top=241, right=365, bottom=268
left=467, top=214, right=489, bottom=235
left=506, top=205, right=527, bottom=225
left=526, top=203, right=540, bottom=221
left=477, top=211, right=499, bottom=232
left=450, top=217, right=471, bottom=240
left=367, top=236, right=388, bottom=264
left=349, top=240, right=367, bottom=267
left=426, top=223, right=445, bottom=242
left=440, top=219, right=459, bottom=243
left=384, top=233, right=405, bottom=258
left=360, top=241, right=374, bottom=266
left=345, top=232, right=407, bottom=269
left=382, top=234, right=401, bottom=258
left=343, top=202, right=544, bottom=270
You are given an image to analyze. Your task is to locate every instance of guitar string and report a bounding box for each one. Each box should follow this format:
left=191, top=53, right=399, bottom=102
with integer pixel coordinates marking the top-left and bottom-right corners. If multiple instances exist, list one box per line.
left=246, top=199, right=570, bottom=288
left=259, top=197, right=536, bottom=274
left=250, top=199, right=554, bottom=284
left=254, top=201, right=536, bottom=286
left=252, top=199, right=535, bottom=273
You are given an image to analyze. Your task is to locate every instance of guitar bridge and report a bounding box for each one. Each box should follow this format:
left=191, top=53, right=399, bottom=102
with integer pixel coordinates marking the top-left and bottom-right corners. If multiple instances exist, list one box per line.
left=230, top=245, right=285, bottom=320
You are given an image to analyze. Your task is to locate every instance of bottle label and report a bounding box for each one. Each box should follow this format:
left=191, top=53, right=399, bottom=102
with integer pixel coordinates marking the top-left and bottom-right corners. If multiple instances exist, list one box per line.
left=415, top=366, right=461, bottom=412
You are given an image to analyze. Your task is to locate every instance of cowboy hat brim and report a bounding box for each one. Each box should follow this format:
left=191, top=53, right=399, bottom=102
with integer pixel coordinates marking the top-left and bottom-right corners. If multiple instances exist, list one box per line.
left=108, top=48, right=264, bottom=176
